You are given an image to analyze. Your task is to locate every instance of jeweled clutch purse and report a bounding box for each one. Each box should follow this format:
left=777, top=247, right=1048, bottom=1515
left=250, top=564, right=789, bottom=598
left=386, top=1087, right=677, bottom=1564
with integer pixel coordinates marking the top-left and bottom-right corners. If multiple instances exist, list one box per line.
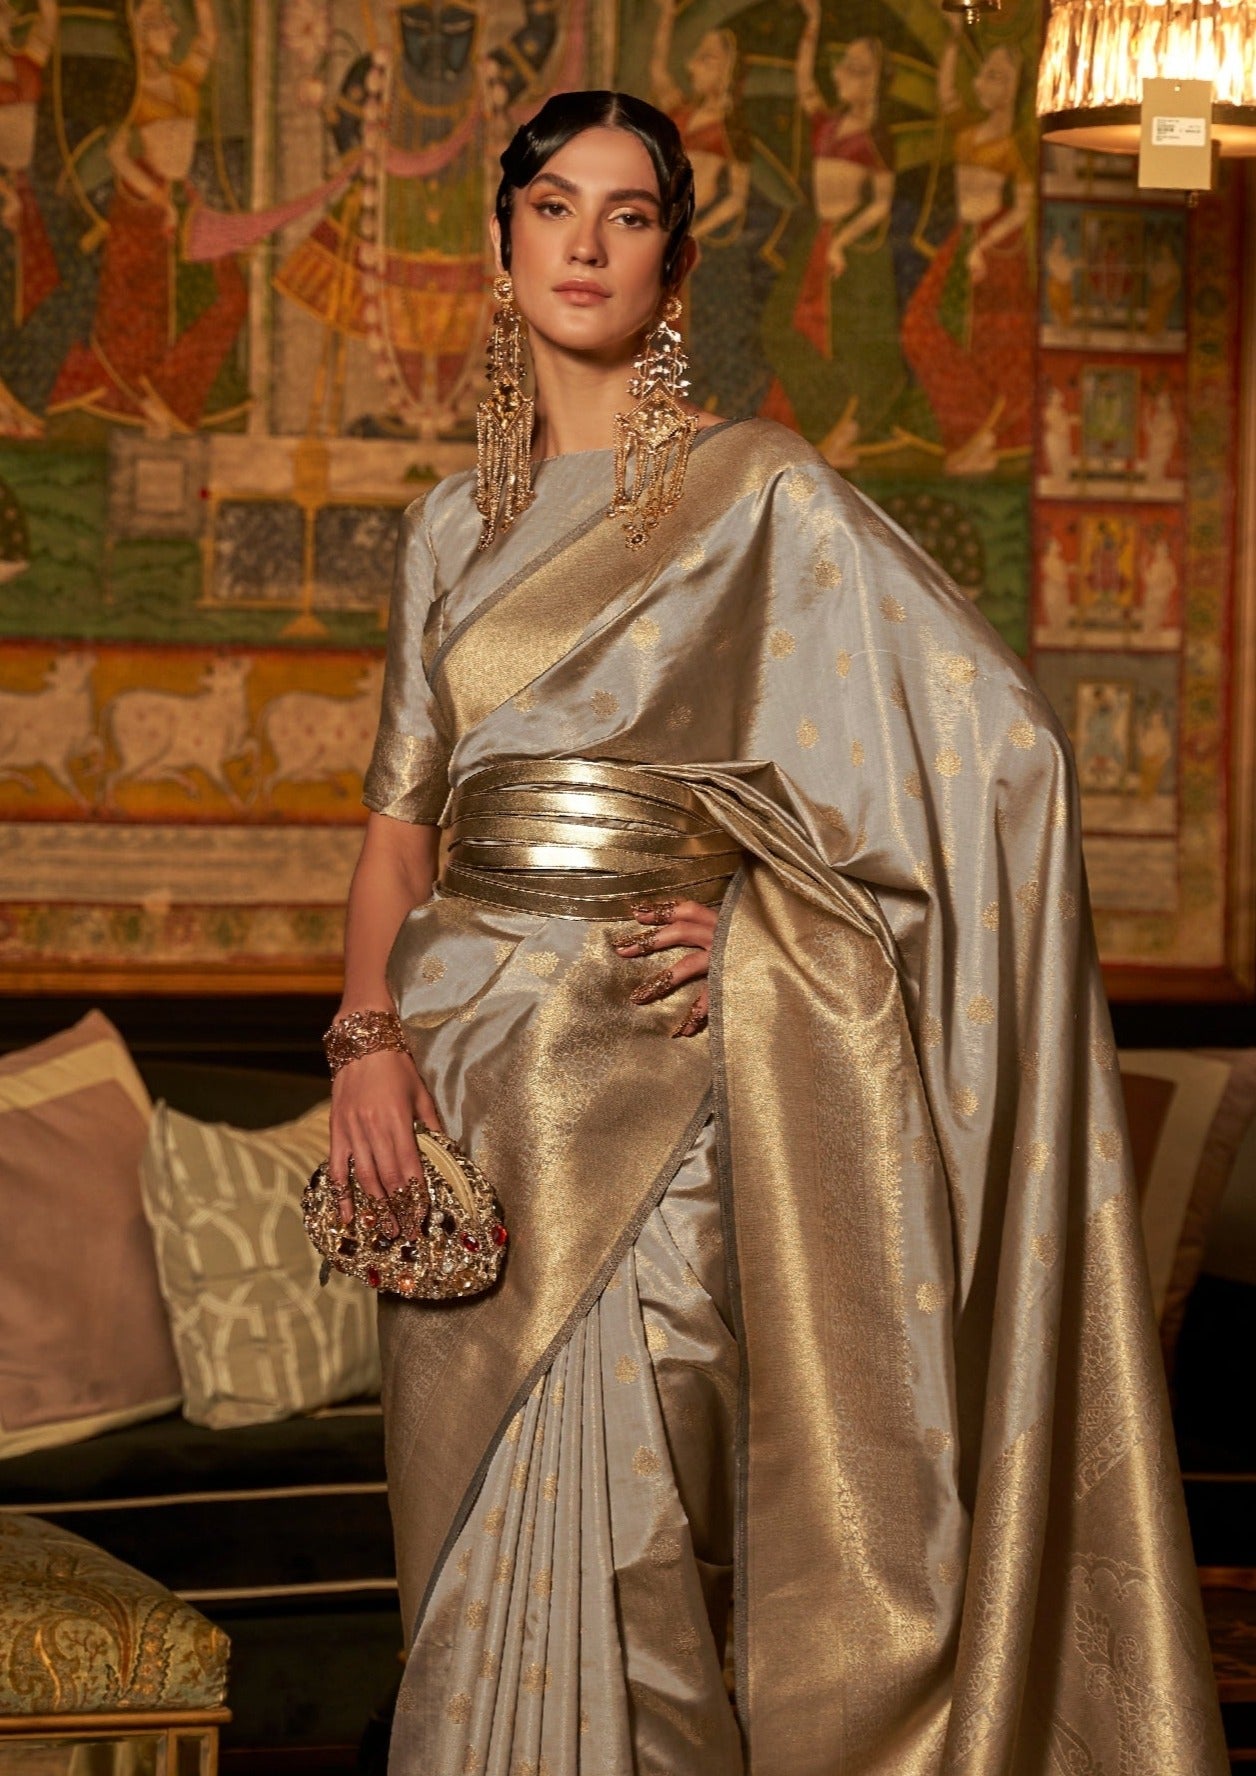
left=303, top=1125, right=508, bottom=1300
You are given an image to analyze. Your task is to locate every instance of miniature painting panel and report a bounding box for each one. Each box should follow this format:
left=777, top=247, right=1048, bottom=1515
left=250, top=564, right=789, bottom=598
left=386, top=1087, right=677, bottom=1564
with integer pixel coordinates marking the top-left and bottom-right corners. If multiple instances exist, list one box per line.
left=1036, top=351, right=1186, bottom=501
left=1034, top=504, right=1183, bottom=652
left=1035, top=649, right=1179, bottom=839
left=1040, top=202, right=1187, bottom=352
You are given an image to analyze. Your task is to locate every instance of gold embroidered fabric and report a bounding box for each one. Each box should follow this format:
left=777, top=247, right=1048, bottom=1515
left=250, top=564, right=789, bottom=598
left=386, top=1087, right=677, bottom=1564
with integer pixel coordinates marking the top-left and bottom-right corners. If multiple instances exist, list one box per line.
left=0, top=1513, right=229, bottom=1713
left=372, top=419, right=1227, bottom=1775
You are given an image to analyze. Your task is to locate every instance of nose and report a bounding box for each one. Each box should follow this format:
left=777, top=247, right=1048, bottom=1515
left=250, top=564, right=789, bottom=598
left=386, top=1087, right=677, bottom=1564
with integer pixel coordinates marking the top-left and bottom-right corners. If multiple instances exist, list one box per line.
left=567, top=215, right=606, bottom=268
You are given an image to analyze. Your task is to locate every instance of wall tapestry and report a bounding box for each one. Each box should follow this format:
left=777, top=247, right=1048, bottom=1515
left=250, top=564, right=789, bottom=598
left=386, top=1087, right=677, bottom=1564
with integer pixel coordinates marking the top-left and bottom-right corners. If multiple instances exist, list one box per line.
left=1031, top=148, right=1248, bottom=995
left=0, top=0, right=1247, bottom=994
left=0, top=0, right=609, bottom=986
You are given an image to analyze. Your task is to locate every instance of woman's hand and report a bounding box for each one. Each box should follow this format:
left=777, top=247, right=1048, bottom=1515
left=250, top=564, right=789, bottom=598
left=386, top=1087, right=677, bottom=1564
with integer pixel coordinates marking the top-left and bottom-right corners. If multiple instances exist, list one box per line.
left=612, top=899, right=718, bottom=1038
left=328, top=1046, right=445, bottom=1226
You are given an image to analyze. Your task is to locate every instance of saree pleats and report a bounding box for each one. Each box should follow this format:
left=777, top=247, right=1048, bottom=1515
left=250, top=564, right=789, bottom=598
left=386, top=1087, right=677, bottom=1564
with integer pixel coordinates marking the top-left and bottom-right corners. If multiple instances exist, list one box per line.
left=379, top=895, right=713, bottom=1653
left=365, top=419, right=1227, bottom=1774
left=389, top=1120, right=742, bottom=1776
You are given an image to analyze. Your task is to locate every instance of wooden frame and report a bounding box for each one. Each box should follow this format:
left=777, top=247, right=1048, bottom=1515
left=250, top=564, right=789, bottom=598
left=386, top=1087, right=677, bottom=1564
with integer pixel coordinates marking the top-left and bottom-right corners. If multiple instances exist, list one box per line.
left=0, top=1708, right=230, bottom=1776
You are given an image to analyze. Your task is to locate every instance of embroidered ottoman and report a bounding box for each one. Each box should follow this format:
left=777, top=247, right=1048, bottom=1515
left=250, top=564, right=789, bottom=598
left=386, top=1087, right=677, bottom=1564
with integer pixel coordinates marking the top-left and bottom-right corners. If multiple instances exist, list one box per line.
left=0, top=1513, right=229, bottom=1772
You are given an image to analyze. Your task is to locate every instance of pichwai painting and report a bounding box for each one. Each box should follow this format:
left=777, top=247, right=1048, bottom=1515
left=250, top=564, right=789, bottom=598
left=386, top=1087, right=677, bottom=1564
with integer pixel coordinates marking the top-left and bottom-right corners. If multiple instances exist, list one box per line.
left=0, top=0, right=1246, bottom=990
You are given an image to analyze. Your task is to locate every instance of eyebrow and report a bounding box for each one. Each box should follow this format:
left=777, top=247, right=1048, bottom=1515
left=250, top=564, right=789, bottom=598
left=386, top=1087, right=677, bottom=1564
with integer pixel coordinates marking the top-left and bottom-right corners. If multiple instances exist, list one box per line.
left=528, top=171, right=661, bottom=209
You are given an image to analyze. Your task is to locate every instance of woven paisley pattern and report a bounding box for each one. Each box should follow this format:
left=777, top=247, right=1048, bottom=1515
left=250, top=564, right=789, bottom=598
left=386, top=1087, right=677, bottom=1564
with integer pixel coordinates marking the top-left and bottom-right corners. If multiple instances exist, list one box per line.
left=0, top=1513, right=228, bottom=1714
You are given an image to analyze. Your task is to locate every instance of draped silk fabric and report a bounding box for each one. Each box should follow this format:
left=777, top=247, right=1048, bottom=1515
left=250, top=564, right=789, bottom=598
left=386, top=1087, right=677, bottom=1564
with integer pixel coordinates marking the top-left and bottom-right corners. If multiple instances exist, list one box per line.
left=365, top=418, right=1226, bottom=1774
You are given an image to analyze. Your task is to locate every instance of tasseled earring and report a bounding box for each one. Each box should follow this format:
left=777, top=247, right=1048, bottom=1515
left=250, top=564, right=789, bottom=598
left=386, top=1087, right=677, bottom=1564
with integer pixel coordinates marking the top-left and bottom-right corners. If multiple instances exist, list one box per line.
left=475, top=274, right=535, bottom=550
left=609, top=294, right=699, bottom=550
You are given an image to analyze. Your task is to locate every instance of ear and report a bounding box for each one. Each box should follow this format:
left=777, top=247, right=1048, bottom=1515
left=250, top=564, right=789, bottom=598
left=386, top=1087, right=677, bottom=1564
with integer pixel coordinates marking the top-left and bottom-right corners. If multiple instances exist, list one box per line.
left=489, top=214, right=505, bottom=276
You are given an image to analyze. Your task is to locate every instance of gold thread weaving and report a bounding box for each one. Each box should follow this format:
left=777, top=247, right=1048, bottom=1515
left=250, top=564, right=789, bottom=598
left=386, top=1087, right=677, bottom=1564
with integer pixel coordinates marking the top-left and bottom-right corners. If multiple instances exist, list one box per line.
left=432, top=425, right=803, bottom=734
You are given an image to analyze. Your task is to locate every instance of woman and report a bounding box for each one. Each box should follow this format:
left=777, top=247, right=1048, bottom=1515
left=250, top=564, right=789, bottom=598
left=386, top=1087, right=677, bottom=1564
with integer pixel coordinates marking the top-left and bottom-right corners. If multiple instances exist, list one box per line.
left=648, top=0, right=766, bottom=417
left=48, top=0, right=247, bottom=434
left=901, top=18, right=1035, bottom=474
left=761, top=2, right=907, bottom=464
left=330, top=90, right=1225, bottom=1775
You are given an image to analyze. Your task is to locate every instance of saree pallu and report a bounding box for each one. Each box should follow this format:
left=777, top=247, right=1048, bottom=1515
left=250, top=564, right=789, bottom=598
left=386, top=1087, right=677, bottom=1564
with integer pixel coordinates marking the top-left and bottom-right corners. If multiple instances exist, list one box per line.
left=365, top=418, right=1227, bottom=1775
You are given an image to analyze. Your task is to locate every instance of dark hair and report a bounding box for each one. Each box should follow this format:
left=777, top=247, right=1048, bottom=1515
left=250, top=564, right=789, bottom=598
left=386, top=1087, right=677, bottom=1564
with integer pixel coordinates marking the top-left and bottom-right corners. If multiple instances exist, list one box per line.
left=494, top=90, right=696, bottom=291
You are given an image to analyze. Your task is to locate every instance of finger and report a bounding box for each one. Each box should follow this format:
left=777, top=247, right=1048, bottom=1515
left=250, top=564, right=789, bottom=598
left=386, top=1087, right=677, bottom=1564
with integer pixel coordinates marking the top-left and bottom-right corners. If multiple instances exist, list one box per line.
left=671, top=987, right=710, bottom=1039
left=342, top=1117, right=391, bottom=1202
left=414, top=1077, right=446, bottom=1136
left=399, top=1150, right=435, bottom=1236
left=612, top=910, right=718, bottom=956
left=382, top=1130, right=429, bottom=1234
left=628, top=951, right=710, bottom=1005
left=396, top=1165, right=430, bottom=1238
left=328, top=1165, right=355, bottom=1228
left=641, top=900, right=718, bottom=936
left=629, top=898, right=679, bottom=925
left=328, top=1119, right=354, bottom=1219
left=631, top=897, right=713, bottom=925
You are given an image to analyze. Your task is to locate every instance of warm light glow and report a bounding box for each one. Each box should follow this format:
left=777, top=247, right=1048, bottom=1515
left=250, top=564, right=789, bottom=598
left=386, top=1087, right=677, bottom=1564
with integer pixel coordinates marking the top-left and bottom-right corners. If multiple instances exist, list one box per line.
left=1037, top=0, right=1256, bottom=154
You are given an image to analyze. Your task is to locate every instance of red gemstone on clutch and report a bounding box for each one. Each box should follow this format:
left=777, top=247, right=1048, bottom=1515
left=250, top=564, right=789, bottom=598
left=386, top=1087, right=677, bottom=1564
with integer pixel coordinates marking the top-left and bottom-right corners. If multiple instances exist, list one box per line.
left=460, top=1234, right=479, bottom=1252
left=492, top=1223, right=507, bottom=1246
left=366, top=1267, right=381, bottom=1288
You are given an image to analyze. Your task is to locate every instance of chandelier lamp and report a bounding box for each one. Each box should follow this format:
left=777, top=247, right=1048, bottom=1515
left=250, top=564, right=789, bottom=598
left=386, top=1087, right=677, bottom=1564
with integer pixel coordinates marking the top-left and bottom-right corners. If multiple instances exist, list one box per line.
left=1037, top=0, right=1256, bottom=185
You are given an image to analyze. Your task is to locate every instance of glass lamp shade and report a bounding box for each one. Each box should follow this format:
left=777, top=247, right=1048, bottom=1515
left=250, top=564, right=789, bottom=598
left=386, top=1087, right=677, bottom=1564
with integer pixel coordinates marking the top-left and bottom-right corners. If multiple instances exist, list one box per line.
left=1037, top=0, right=1256, bottom=153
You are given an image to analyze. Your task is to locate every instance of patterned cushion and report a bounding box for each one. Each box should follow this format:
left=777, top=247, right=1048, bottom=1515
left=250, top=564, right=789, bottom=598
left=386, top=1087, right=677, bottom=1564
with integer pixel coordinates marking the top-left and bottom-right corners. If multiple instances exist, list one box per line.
left=139, top=1100, right=381, bottom=1429
left=1120, top=1047, right=1256, bottom=1365
left=0, top=1512, right=228, bottom=1714
left=0, top=1013, right=182, bottom=1460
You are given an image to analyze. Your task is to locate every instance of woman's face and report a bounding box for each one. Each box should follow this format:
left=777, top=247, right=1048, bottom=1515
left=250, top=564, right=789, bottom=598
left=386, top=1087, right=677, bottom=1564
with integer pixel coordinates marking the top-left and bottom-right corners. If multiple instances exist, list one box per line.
left=833, top=39, right=880, bottom=107
left=138, top=0, right=178, bottom=56
left=495, top=126, right=676, bottom=361
left=973, top=47, right=1018, bottom=114
left=687, top=31, right=734, bottom=101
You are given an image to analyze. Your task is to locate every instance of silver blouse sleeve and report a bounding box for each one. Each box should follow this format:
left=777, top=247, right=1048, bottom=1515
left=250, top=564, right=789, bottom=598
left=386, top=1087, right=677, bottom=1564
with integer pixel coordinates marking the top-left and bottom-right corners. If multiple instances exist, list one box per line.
left=362, top=495, right=451, bottom=824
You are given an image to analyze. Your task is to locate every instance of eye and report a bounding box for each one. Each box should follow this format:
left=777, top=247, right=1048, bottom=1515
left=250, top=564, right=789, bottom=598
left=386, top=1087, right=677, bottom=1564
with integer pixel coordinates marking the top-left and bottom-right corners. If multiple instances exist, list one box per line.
left=611, top=210, right=651, bottom=229
left=533, top=198, right=571, bottom=218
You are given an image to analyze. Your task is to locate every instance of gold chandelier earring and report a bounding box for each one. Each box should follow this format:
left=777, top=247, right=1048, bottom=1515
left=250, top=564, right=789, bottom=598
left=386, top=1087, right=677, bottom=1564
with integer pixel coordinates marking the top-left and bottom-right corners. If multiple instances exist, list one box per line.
left=475, top=274, right=535, bottom=551
left=609, top=294, right=699, bottom=550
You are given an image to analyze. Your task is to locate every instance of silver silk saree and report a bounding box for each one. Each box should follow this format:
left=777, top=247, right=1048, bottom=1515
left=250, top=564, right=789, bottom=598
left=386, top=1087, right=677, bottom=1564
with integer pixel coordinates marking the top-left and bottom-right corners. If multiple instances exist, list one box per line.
left=363, top=417, right=1226, bottom=1775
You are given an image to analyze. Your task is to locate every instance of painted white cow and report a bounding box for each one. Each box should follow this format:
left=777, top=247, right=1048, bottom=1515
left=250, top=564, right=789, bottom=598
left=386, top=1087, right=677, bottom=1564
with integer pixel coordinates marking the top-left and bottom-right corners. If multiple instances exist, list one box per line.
left=257, top=661, right=386, bottom=800
left=103, top=656, right=256, bottom=806
left=0, top=653, right=98, bottom=803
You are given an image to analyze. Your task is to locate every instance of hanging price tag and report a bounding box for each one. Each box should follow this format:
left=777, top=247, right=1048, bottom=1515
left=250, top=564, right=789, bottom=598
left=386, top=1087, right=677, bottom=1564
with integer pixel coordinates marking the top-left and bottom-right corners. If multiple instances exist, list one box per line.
left=1139, top=78, right=1214, bottom=190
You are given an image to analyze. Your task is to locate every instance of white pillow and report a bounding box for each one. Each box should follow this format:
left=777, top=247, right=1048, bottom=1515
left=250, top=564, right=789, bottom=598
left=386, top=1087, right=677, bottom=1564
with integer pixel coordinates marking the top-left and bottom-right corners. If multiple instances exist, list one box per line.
left=140, top=1100, right=380, bottom=1428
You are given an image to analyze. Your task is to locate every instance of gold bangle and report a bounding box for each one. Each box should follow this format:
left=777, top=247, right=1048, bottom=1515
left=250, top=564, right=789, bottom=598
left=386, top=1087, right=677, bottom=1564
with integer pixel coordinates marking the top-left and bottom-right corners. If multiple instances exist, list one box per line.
left=323, top=1008, right=410, bottom=1077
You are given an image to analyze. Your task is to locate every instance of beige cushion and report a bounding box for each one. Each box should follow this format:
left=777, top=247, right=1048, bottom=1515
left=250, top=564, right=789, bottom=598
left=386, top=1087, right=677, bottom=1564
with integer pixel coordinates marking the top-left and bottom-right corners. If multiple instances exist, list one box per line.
left=0, top=1013, right=182, bottom=1460
left=0, top=1512, right=228, bottom=1714
left=1119, top=1047, right=1256, bottom=1367
left=140, top=1100, right=380, bottom=1428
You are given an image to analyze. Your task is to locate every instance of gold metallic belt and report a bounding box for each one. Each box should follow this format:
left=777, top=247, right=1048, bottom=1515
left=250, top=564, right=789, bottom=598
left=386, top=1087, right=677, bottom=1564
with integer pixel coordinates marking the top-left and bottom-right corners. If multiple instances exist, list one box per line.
left=439, top=759, right=742, bottom=920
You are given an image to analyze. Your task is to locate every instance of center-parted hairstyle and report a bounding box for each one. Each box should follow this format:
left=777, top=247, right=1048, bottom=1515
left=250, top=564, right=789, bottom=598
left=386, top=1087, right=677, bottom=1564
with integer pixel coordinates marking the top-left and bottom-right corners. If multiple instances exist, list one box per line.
left=494, top=91, right=696, bottom=291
